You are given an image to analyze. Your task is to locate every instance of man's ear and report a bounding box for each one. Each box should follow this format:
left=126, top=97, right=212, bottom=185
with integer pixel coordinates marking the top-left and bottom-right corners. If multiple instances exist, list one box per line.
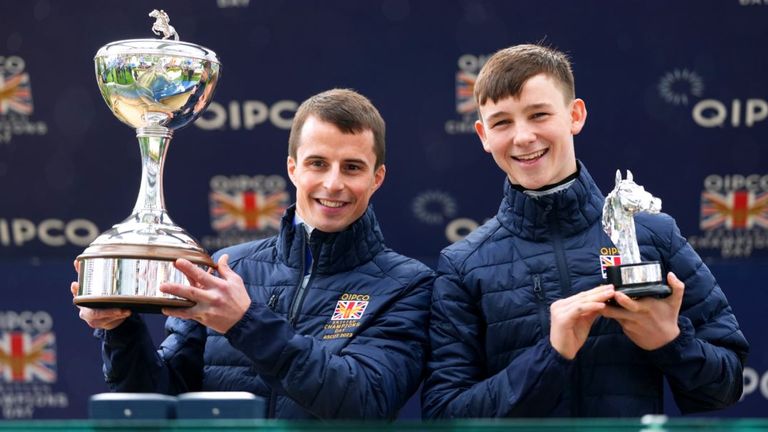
left=475, top=119, right=491, bottom=153
left=372, top=164, right=386, bottom=192
left=286, top=156, right=297, bottom=186
left=570, top=98, right=587, bottom=135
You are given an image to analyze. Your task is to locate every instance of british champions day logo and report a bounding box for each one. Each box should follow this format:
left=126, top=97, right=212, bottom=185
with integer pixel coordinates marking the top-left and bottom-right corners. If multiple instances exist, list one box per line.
left=688, top=174, right=768, bottom=258
left=202, top=174, right=290, bottom=250
left=444, top=54, right=489, bottom=135
left=0, top=56, right=48, bottom=145
left=657, top=68, right=767, bottom=128
left=0, top=311, right=68, bottom=419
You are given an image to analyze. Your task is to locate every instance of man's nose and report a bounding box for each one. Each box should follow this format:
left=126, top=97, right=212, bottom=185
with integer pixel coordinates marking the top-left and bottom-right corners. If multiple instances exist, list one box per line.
left=512, top=123, right=536, bottom=146
left=323, top=167, right=344, bottom=191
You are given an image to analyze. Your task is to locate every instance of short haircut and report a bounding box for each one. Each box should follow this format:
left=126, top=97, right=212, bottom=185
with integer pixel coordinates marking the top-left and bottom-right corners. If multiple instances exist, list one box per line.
left=474, top=44, right=575, bottom=108
left=288, top=89, right=385, bottom=169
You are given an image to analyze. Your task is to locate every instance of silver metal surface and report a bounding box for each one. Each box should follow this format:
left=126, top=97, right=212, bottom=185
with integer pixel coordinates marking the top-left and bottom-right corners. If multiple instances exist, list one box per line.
left=75, top=13, right=220, bottom=310
left=149, top=10, right=179, bottom=41
left=619, top=262, right=663, bottom=285
left=94, top=40, right=220, bottom=130
left=78, top=256, right=194, bottom=301
left=602, top=170, right=662, bottom=264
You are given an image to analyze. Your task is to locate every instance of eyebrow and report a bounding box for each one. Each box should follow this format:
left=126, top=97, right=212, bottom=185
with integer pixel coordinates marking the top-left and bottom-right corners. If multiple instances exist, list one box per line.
left=484, top=102, right=555, bottom=122
left=303, top=155, right=370, bottom=166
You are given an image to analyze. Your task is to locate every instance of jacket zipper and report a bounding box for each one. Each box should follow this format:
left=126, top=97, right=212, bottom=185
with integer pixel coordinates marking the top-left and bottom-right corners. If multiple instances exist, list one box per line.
left=532, top=274, right=549, bottom=332
left=288, top=237, right=315, bottom=325
left=549, top=207, right=580, bottom=416
left=267, top=292, right=280, bottom=311
left=268, top=233, right=314, bottom=418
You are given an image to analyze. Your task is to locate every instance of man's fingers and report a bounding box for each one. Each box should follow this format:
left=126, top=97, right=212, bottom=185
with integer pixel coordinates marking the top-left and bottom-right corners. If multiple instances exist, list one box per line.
left=216, top=254, right=234, bottom=278
left=612, top=291, right=640, bottom=312
left=159, top=282, right=208, bottom=304
left=70, top=281, right=79, bottom=298
left=555, top=285, right=614, bottom=310
left=601, top=304, right=627, bottom=320
left=175, top=258, right=218, bottom=287
left=79, top=308, right=131, bottom=329
left=667, top=272, right=685, bottom=300
left=162, top=306, right=197, bottom=320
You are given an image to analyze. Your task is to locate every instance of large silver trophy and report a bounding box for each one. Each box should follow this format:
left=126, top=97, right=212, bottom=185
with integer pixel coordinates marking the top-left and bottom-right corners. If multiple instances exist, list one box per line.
left=74, top=10, right=220, bottom=313
left=602, top=170, right=671, bottom=299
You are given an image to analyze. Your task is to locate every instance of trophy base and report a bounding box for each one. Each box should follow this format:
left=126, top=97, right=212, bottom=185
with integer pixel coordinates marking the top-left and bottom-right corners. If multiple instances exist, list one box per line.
left=606, top=261, right=672, bottom=299
left=75, top=244, right=214, bottom=314
left=74, top=295, right=194, bottom=314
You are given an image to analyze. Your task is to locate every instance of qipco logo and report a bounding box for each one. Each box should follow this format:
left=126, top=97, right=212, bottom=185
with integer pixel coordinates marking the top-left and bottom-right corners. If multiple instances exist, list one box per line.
left=0, top=55, right=26, bottom=74
left=693, top=99, right=768, bottom=128
left=195, top=100, right=297, bottom=131
left=0, top=218, right=99, bottom=247
left=742, top=367, right=768, bottom=401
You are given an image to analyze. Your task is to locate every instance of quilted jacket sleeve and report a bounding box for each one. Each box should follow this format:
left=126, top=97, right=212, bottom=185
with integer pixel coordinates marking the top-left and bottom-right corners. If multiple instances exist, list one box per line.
left=640, top=214, right=749, bottom=413
left=421, top=253, right=572, bottom=418
left=224, top=266, right=433, bottom=420
left=99, top=314, right=207, bottom=395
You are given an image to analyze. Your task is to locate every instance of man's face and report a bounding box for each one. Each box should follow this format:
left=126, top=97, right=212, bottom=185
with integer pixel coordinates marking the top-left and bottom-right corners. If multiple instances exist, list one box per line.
left=287, top=116, right=385, bottom=233
left=475, top=73, right=586, bottom=190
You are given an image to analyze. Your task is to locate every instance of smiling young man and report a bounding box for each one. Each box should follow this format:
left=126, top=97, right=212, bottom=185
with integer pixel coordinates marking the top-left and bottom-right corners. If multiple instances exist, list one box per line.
left=72, top=89, right=434, bottom=419
left=421, top=44, right=748, bottom=417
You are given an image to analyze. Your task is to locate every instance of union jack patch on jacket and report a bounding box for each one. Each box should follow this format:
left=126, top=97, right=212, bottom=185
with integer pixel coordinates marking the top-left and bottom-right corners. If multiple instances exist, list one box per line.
left=331, top=301, right=368, bottom=321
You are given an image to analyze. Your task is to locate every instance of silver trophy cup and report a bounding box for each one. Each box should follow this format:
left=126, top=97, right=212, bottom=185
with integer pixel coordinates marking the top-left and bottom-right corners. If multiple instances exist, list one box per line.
left=74, top=10, right=221, bottom=313
left=602, top=170, right=671, bottom=299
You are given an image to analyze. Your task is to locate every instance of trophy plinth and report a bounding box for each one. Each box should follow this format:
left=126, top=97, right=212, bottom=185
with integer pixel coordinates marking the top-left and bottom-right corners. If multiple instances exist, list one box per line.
left=74, top=10, right=220, bottom=313
left=602, top=170, right=671, bottom=299
left=605, top=261, right=670, bottom=299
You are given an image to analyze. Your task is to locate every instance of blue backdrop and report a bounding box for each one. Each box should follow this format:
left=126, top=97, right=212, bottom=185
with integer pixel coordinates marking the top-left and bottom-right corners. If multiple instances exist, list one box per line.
left=1, top=0, right=766, bottom=419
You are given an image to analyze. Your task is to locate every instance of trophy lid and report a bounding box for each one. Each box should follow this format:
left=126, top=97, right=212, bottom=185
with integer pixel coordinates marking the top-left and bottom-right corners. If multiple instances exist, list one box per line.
left=95, top=39, right=220, bottom=64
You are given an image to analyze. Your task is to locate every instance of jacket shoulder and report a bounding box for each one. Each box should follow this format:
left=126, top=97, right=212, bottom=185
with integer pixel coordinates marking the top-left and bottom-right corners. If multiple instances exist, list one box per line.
left=213, top=237, right=278, bottom=265
left=439, top=216, right=505, bottom=273
left=371, top=249, right=435, bottom=286
left=634, top=212, right=681, bottom=253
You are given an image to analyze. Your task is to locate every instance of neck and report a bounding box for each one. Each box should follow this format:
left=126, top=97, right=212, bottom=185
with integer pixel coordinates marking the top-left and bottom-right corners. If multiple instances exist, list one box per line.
left=510, top=164, right=580, bottom=198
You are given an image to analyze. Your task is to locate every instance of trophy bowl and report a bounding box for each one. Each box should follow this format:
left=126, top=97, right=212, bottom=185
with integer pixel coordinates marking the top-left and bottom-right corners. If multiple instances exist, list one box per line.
left=74, top=11, right=221, bottom=313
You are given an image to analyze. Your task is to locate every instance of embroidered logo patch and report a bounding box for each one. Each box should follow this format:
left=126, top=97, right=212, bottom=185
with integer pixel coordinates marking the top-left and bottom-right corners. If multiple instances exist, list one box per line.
left=331, top=300, right=369, bottom=321
left=323, top=294, right=371, bottom=340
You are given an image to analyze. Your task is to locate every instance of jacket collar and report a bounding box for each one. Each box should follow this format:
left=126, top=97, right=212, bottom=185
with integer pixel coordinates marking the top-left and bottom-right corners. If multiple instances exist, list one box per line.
left=277, top=205, right=385, bottom=274
left=496, top=160, right=605, bottom=240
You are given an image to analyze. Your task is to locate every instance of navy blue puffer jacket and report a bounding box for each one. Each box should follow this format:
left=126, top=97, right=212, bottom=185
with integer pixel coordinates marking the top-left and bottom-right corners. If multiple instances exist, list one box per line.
left=98, top=206, right=434, bottom=419
left=422, top=162, right=748, bottom=418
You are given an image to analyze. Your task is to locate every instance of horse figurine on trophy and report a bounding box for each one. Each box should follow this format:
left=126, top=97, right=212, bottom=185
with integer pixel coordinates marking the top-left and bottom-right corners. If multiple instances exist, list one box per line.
left=149, top=9, right=179, bottom=41
left=602, top=170, right=661, bottom=264
left=601, top=170, right=671, bottom=298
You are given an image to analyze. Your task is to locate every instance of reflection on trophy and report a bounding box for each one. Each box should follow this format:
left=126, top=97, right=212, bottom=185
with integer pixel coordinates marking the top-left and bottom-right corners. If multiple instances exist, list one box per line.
left=602, top=170, right=672, bottom=299
left=74, top=10, right=221, bottom=313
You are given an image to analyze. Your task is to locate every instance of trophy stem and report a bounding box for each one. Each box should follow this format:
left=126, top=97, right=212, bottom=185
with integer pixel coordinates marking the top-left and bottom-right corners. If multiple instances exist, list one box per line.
left=132, top=126, right=173, bottom=223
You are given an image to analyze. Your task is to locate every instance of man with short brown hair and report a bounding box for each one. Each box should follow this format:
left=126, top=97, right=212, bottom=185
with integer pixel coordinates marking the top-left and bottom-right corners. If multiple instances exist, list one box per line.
left=422, top=44, right=748, bottom=418
left=74, top=88, right=434, bottom=420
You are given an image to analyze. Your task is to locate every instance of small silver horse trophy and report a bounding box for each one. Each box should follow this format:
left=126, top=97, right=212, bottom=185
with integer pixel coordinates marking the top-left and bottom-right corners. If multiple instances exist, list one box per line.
left=149, top=9, right=179, bottom=41
left=602, top=170, right=671, bottom=298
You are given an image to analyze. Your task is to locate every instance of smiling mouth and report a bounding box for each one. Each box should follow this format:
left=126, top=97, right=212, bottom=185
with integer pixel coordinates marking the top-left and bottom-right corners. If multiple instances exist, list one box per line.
left=318, top=199, right=346, bottom=208
left=512, top=148, right=548, bottom=162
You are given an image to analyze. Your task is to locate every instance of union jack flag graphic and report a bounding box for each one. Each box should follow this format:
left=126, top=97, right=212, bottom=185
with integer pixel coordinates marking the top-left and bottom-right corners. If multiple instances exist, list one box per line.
left=210, top=190, right=289, bottom=232
left=331, top=301, right=369, bottom=321
left=0, top=72, right=33, bottom=115
left=0, top=331, right=56, bottom=383
left=700, top=190, right=768, bottom=230
left=599, top=255, right=622, bottom=278
left=455, top=70, right=477, bottom=115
